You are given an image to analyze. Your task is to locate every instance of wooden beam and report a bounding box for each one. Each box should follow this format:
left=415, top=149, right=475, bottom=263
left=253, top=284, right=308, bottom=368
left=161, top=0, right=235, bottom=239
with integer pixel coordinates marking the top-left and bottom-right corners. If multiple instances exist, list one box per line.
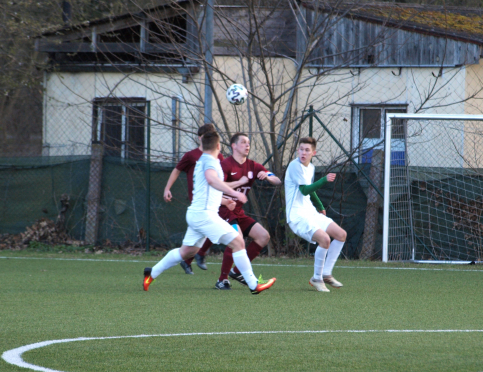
left=37, top=41, right=183, bottom=54
left=140, top=20, right=147, bottom=53
left=39, top=7, right=187, bottom=43
left=92, top=26, right=97, bottom=52
left=46, top=64, right=200, bottom=74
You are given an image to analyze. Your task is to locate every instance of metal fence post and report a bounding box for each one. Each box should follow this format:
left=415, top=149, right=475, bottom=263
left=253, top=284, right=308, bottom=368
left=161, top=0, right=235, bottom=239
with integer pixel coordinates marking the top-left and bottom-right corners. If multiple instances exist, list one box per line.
left=145, top=101, right=151, bottom=252
left=307, top=106, right=314, bottom=256
left=85, top=142, right=104, bottom=245
left=204, top=0, right=214, bottom=124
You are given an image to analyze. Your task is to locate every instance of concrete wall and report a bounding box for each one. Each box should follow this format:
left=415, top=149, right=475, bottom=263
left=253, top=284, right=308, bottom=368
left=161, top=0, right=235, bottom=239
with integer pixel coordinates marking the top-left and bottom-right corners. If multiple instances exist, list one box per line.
left=43, top=59, right=482, bottom=169
left=298, top=66, right=469, bottom=167
left=43, top=71, right=202, bottom=160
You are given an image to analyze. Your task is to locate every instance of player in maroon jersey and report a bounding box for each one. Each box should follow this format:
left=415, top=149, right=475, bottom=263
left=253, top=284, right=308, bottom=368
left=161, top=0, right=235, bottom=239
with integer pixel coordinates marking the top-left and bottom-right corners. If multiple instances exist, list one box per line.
left=163, top=123, right=235, bottom=274
left=214, top=132, right=282, bottom=290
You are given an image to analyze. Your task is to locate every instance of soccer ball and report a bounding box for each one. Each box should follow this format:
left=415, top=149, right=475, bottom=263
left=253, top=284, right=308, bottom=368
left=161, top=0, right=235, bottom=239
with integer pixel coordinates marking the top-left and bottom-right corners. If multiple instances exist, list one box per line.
left=226, top=84, right=248, bottom=105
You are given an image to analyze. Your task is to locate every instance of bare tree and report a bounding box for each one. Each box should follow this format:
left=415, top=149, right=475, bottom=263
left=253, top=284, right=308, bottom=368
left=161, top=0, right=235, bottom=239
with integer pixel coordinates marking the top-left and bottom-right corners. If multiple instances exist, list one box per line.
left=5, top=0, right=483, bottom=256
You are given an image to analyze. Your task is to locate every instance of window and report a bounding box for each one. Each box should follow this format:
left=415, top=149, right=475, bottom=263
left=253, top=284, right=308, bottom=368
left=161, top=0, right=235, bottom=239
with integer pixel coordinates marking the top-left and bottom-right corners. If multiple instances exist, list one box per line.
left=351, top=104, right=407, bottom=164
left=361, top=109, right=381, bottom=139
left=93, top=98, right=147, bottom=160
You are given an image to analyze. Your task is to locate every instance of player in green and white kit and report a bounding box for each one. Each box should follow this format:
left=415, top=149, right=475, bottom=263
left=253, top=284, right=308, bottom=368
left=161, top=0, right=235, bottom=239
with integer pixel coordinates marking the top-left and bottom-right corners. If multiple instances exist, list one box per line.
left=144, top=131, right=276, bottom=295
left=285, top=137, right=347, bottom=292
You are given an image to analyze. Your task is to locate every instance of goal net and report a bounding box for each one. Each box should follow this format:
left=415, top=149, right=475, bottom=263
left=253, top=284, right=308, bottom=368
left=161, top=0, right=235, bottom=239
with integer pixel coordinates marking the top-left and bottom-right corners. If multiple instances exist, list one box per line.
left=383, top=114, right=483, bottom=263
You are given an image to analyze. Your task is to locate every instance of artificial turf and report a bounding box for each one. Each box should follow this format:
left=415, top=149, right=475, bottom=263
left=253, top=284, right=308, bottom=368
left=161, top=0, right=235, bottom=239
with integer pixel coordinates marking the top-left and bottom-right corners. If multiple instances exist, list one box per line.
left=1, top=251, right=482, bottom=371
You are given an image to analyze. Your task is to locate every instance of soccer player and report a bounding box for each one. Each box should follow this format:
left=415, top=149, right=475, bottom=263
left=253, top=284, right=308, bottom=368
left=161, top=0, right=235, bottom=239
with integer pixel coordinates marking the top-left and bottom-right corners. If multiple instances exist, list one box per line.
left=214, top=132, right=282, bottom=290
left=163, top=123, right=234, bottom=274
left=284, top=137, right=347, bottom=292
left=143, top=131, right=276, bottom=295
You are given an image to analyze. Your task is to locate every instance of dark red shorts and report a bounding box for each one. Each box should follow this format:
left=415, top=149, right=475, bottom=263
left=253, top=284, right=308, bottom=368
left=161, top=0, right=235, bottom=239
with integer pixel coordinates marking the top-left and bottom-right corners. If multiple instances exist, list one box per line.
left=219, top=207, right=256, bottom=238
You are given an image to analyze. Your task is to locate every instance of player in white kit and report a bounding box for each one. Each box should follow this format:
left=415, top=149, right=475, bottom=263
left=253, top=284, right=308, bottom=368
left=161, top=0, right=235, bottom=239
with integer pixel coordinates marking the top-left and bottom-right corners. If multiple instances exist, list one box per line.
left=144, top=131, right=276, bottom=295
left=285, top=137, right=347, bottom=292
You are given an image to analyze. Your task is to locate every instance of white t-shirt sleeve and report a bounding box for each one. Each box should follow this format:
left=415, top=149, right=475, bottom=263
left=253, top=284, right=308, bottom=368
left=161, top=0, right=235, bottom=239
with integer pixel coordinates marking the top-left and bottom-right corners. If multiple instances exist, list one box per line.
left=289, top=160, right=308, bottom=186
left=202, top=156, right=219, bottom=173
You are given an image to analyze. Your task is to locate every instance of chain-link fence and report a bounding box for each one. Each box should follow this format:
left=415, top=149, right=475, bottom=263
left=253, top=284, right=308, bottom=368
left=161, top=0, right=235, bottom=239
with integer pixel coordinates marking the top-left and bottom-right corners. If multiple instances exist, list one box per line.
left=2, top=1, right=483, bottom=260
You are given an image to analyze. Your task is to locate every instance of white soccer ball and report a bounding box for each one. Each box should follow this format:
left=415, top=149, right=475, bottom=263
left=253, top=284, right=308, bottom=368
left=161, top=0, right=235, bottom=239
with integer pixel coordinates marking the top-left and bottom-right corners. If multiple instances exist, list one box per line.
left=226, top=84, right=248, bottom=105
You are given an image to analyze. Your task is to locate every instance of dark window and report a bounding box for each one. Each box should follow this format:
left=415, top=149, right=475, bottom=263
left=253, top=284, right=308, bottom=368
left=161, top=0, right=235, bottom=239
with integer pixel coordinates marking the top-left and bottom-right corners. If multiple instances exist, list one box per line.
left=98, top=26, right=141, bottom=43
left=93, top=98, right=146, bottom=160
left=149, top=15, right=187, bottom=44
left=361, top=109, right=381, bottom=139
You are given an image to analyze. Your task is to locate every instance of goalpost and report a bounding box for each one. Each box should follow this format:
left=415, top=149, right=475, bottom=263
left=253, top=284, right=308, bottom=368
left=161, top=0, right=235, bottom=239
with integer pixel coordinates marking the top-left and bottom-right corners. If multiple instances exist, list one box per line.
left=383, top=113, right=483, bottom=263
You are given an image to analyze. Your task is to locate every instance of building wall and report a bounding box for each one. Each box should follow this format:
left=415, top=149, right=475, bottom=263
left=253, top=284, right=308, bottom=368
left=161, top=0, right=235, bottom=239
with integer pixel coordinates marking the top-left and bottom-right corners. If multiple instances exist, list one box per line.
left=43, top=71, right=202, bottom=160
left=298, top=66, right=468, bottom=167
left=463, top=61, right=483, bottom=169
left=43, top=60, right=479, bottom=169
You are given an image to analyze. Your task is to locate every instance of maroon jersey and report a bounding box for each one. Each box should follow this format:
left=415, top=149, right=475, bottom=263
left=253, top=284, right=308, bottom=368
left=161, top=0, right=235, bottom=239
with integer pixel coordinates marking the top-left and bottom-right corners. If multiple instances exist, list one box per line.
left=175, top=148, right=224, bottom=201
left=219, top=156, right=267, bottom=214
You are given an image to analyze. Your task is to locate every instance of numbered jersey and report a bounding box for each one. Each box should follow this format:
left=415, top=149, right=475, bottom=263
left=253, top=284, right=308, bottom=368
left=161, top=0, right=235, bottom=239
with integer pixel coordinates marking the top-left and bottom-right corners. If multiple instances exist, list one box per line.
left=220, top=156, right=267, bottom=214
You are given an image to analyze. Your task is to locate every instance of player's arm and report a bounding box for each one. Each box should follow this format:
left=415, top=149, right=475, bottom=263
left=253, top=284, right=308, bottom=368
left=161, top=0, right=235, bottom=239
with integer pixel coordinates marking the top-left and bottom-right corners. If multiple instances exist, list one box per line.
left=309, top=192, right=326, bottom=215
left=257, top=171, right=282, bottom=185
left=226, top=176, right=249, bottom=188
left=221, top=197, right=236, bottom=211
left=164, top=168, right=182, bottom=202
left=298, top=173, right=336, bottom=195
left=205, top=169, right=247, bottom=203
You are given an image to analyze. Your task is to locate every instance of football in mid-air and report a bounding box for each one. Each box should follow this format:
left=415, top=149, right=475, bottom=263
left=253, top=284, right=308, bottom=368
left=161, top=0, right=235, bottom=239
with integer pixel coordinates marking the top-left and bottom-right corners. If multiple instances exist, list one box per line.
left=226, top=84, right=248, bottom=105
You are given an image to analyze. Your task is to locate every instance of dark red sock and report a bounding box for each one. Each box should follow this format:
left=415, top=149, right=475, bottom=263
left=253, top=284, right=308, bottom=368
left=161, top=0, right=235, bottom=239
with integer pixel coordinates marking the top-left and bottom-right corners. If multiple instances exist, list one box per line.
left=233, top=241, right=263, bottom=274
left=218, top=247, right=233, bottom=281
left=185, top=239, right=212, bottom=265
left=198, top=239, right=212, bottom=256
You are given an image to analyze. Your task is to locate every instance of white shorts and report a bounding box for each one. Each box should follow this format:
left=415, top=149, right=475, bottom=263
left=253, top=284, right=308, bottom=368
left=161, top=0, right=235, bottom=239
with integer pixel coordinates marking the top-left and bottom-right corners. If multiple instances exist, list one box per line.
left=288, top=212, right=334, bottom=244
left=182, top=210, right=239, bottom=248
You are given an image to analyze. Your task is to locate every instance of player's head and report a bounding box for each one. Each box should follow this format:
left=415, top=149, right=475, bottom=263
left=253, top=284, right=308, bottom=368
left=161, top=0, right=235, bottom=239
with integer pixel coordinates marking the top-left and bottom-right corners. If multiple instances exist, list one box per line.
left=202, top=130, right=221, bottom=152
left=298, top=137, right=317, bottom=165
left=230, top=132, right=250, bottom=157
left=198, top=123, right=216, bottom=138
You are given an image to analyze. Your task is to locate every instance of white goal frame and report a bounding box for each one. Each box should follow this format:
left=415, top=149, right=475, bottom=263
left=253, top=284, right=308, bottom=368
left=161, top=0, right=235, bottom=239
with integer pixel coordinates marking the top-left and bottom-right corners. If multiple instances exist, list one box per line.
left=383, top=113, right=483, bottom=263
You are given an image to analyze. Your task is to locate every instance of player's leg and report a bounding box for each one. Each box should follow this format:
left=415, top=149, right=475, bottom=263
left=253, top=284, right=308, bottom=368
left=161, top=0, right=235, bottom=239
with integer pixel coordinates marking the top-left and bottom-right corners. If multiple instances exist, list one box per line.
left=245, top=222, right=269, bottom=261
left=181, top=239, right=213, bottom=274
left=308, top=228, right=331, bottom=292
left=216, top=225, right=241, bottom=289
left=226, top=233, right=276, bottom=295
left=144, top=221, right=204, bottom=291
left=144, top=244, right=200, bottom=291
left=193, top=238, right=212, bottom=269
left=230, top=220, right=267, bottom=286
left=322, top=222, right=347, bottom=288
left=205, top=214, right=275, bottom=294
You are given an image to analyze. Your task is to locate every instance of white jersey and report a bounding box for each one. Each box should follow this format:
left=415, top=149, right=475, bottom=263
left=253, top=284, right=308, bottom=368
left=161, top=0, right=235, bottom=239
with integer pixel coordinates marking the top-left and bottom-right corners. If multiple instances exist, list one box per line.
left=188, top=153, right=224, bottom=212
left=284, top=158, right=318, bottom=223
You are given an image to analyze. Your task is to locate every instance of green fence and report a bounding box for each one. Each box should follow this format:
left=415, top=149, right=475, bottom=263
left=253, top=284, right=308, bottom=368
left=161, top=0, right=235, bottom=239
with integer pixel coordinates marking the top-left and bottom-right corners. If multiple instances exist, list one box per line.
left=0, top=154, right=372, bottom=258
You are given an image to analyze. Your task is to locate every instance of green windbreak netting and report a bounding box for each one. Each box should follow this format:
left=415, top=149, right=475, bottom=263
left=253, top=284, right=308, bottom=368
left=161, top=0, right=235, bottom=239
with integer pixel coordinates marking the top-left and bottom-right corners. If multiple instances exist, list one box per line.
left=0, top=156, right=91, bottom=238
left=98, top=157, right=188, bottom=248
left=0, top=156, right=371, bottom=258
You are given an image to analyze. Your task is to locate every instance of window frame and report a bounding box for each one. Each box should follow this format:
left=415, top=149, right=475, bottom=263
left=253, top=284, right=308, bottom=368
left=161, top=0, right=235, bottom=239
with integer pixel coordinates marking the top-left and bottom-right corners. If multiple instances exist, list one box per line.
left=92, top=97, right=148, bottom=160
left=351, top=103, right=408, bottom=164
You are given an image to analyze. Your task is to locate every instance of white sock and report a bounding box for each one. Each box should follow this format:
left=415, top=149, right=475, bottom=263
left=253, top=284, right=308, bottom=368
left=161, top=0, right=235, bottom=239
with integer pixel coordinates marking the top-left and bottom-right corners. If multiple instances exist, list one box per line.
left=323, top=240, right=345, bottom=276
left=314, top=246, right=328, bottom=280
left=151, top=248, right=183, bottom=279
left=232, top=249, right=258, bottom=290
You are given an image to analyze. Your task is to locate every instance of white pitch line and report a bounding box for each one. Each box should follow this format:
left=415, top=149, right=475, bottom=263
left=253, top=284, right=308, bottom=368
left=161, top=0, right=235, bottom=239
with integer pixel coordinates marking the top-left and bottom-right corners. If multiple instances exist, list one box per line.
left=3, top=330, right=483, bottom=372
left=1, top=256, right=483, bottom=272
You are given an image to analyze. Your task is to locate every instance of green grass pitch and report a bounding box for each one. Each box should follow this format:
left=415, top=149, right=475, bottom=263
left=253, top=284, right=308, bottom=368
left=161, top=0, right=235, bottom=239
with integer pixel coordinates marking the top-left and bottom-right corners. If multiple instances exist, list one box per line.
left=1, top=251, right=482, bottom=372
